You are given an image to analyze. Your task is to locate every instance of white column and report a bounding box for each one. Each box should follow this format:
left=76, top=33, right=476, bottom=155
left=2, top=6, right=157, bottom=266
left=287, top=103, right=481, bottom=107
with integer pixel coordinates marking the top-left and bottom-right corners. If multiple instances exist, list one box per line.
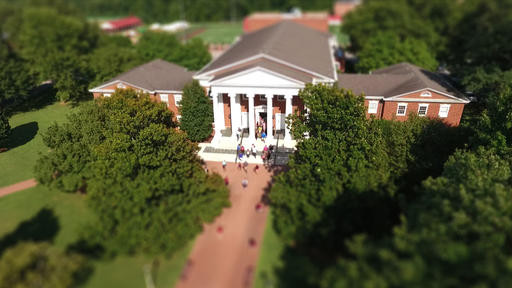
left=229, top=93, right=239, bottom=139
left=266, top=94, right=273, bottom=141
left=212, top=93, right=220, bottom=132
left=284, top=94, right=293, bottom=140
left=211, top=92, right=222, bottom=143
left=247, top=94, right=256, bottom=142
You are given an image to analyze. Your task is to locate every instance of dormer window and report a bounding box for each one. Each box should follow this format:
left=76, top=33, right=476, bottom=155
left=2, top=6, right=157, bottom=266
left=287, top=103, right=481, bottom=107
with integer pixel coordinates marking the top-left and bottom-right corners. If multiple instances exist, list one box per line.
left=420, top=91, right=431, bottom=97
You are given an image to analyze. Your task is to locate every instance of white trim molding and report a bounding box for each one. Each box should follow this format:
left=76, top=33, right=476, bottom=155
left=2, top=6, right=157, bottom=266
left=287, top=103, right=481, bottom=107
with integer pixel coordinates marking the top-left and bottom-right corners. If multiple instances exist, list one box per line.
left=385, top=88, right=470, bottom=103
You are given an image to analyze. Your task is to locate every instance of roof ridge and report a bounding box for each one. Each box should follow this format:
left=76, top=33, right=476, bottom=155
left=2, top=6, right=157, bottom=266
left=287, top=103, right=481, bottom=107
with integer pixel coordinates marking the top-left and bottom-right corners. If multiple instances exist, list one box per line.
left=260, top=22, right=287, bottom=54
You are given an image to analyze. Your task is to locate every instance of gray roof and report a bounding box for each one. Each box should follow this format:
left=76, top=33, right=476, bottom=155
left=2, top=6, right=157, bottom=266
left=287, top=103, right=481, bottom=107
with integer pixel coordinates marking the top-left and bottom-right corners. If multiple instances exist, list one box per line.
left=98, top=59, right=195, bottom=92
left=197, top=21, right=335, bottom=80
left=338, top=63, right=469, bottom=101
left=211, top=58, right=314, bottom=83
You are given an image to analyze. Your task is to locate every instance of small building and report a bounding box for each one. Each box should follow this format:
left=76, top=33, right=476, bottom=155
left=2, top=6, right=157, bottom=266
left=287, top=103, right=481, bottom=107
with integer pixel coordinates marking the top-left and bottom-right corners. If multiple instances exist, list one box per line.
left=243, top=11, right=329, bottom=33
left=89, top=59, right=195, bottom=121
left=337, top=63, right=470, bottom=126
left=333, top=0, right=362, bottom=20
left=100, top=16, right=143, bottom=33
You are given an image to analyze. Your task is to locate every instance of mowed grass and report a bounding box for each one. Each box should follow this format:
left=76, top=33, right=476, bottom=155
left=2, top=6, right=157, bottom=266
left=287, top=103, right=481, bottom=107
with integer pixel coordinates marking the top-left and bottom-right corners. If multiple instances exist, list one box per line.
left=0, top=185, right=192, bottom=288
left=254, top=211, right=285, bottom=288
left=0, top=103, right=77, bottom=187
left=189, top=22, right=243, bottom=44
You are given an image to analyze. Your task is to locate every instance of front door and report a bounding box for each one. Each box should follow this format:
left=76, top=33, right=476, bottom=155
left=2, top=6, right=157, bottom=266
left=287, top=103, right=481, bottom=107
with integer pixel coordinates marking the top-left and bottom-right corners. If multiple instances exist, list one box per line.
left=241, top=112, right=249, bottom=129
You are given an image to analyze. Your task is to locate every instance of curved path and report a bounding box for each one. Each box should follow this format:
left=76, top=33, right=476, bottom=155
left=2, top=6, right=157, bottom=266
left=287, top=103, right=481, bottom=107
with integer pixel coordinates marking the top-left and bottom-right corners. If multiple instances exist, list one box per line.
left=0, top=178, right=37, bottom=198
left=176, top=161, right=282, bottom=288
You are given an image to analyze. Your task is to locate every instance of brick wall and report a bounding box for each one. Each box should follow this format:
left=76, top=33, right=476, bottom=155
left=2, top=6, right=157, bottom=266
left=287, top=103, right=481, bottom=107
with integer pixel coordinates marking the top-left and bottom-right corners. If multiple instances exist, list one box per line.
left=381, top=102, right=465, bottom=126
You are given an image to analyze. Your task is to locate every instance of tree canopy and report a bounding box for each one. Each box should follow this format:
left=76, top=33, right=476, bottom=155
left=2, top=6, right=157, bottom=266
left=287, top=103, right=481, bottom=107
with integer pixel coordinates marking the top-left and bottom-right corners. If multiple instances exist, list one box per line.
left=321, top=148, right=512, bottom=287
left=0, top=109, right=10, bottom=146
left=0, top=242, right=85, bottom=288
left=136, top=32, right=211, bottom=71
left=356, top=32, right=438, bottom=73
left=271, top=84, right=394, bottom=246
left=179, top=80, right=213, bottom=141
left=35, top=89, right=229, bottom=255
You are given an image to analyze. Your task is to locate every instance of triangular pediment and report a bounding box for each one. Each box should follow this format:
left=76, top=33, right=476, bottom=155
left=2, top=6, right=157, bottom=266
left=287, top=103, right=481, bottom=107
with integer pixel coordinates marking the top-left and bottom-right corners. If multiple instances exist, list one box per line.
left=211, top=67, right=305, bottom=88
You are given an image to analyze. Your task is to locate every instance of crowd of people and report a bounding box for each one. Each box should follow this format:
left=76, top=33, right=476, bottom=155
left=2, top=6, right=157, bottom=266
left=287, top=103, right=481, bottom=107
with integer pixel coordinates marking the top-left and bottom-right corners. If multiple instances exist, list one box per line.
left=236, top=143, right=274, bottom=165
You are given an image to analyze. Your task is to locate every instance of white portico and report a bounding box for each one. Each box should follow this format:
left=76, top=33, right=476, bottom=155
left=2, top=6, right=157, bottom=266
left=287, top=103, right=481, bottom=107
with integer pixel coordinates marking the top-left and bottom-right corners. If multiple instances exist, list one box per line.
left=208, top=67, right=302, bottom=144
left=193, top=21, right=339, bottom=148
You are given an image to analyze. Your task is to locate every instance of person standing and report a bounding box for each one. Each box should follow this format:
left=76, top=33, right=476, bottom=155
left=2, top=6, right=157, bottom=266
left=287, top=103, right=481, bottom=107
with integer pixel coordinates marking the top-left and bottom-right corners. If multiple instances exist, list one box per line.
left=236, top=127, right=242, bottom=141
left=222, top=160, right=227, bottom=170
left=261, top=131, right=267, bottom=143
left=251, top=144, right=257, bottom=158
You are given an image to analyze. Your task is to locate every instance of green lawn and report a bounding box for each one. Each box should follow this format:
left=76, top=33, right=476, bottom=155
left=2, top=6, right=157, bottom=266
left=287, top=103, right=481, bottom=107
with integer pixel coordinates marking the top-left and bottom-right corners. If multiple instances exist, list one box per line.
left=189, top=22, right=243, bottom=44
left=254, top=211, right=286, bottom=288
left=0, top=103, right=77, bottom=187
left=0, top=185, right=192, bottom=288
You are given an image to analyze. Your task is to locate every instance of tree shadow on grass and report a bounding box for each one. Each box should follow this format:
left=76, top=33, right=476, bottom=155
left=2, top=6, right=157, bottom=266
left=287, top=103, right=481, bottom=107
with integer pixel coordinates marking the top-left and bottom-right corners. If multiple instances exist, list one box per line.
left=5, top=121, right=39, bottom=150
left=67, top=238, right=105, bottom=260
left=0, top=207, right=59, bottom=255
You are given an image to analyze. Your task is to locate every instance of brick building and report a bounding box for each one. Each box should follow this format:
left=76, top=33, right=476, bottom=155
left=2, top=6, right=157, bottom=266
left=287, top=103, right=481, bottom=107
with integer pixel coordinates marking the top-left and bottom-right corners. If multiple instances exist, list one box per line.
left=337, top=63, right=470, bottom=126
left=91, top=21, right=469, bottom=147
left=89, top=59, right=195, bottom=121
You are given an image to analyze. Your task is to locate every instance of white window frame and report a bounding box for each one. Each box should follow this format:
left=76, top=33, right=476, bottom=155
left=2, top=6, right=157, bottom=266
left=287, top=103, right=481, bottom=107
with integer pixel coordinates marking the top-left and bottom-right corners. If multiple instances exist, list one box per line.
left=259, top=95, right=266, bottom=101
left=368, top=100, right=378, bottom=114
left=103, top=93, right=111, bottom=97
left=174, top=94, right=182, bottom=106
left=176, top=115, right=182, bottom=121
left=396, top=103, right=408, bottom=116
left=439, top=104, right=450, bottom=118
left=276, top=95, right=285, bottom=102
left=117, top=83, right=126, bottom=89
left=160, top=94, right=169, bottom=104
left=420, top=91, right=432, bottom=97
left=418, top=104, right=429, bottom=117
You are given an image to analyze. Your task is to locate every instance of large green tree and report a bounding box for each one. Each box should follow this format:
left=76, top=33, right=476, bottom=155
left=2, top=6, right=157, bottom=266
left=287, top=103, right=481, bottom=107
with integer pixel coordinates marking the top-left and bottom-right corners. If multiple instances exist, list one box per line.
left=0, top=110, right=10, bottom=147
left=0, top=40, right=34, bottom=110
left=136, top=31, right=211, bottom=71
left=449, top=0, right=512, bottom=72
left=0, top=242, right=85, bottom=288
left=271, top=84, right=394, bottom=247
left=179, top=80, right=213, bottom=141
left=322, top=148, right=512, bottom=287
left=343, top=0, right=440, bottom=52
left=463, top=69, right=512, bottom=149
left=35, top=89, right=229, bottom=255
left=356, top=32, right=438, bottom=73
left=87, top=43, right=143, bottom=88
left=16, top=7, right=98, bottom=102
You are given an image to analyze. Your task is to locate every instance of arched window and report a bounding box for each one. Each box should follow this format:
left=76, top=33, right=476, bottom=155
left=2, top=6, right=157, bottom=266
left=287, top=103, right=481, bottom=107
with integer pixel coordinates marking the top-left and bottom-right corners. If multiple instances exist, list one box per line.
left=420, top=91, right=432, bottom=97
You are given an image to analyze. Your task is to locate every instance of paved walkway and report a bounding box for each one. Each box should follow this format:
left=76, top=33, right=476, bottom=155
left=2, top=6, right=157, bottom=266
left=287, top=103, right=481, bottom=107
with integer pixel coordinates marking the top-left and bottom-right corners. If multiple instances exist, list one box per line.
left=176, top=161, right=284, bottom=288
left=0, top=179, right=37, bottom=198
